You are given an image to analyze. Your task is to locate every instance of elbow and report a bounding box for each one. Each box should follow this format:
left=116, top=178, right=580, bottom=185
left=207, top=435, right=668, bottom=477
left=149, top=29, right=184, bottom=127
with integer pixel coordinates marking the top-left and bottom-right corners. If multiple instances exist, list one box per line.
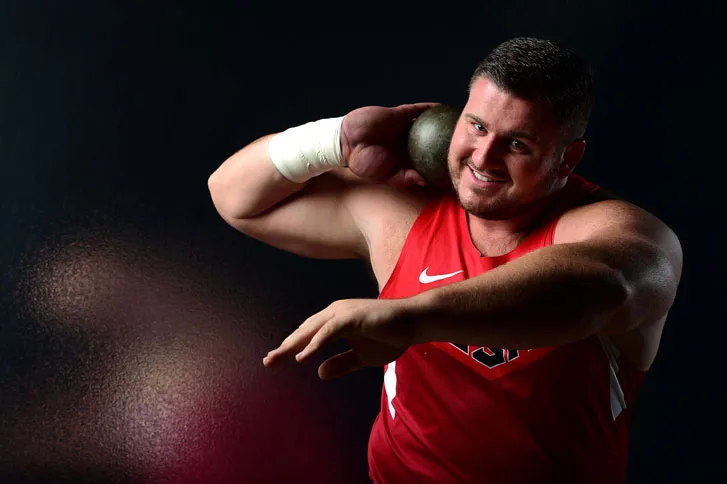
left=579, top=261, right=631, bottom=312
left=568, top=261, right=631, bottom=335
left=207, top=173, right=217, bottom=201
left=207, top=172, right=221, bottom=200
left=207, top=172, right=231, bottom=219
left=207, top=173, right=221, bottom=208
left=608, top=266, right=633, bottom=311
left=599, top=236, right=682, bottom=334
left=593, top=266, right=638, bottom=334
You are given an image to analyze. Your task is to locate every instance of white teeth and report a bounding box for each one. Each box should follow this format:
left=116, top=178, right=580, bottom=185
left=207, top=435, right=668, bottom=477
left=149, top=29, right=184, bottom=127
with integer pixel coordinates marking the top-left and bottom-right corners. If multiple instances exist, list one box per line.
left=470, top=167, right=499, bottom=183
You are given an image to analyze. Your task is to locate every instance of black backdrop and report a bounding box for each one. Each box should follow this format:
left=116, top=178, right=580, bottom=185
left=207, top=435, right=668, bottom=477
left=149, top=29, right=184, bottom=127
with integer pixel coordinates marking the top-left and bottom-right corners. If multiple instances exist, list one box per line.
left=1, top=1, right=723, bottom=483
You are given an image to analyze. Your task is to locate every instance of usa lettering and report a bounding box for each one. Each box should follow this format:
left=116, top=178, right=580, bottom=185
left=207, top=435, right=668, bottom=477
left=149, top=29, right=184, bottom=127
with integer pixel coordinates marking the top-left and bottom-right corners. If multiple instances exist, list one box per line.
left=449, top=343, right=529, bottom=369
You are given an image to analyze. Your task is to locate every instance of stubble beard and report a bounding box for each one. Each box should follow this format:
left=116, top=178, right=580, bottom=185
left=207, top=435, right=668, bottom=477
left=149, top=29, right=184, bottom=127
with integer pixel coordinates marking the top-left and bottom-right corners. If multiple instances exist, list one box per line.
left=449, top=158, right=563, bottom=221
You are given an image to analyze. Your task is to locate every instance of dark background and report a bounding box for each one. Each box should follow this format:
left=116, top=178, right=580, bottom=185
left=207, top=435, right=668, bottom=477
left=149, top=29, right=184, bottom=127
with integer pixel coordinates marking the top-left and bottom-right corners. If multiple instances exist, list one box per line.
left=1, top=1, right=722, bottom=482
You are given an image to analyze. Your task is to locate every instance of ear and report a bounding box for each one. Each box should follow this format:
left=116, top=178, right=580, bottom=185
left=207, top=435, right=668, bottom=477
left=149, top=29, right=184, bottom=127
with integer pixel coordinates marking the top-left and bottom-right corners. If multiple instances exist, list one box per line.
left=558, top=139, right=586, bottom=178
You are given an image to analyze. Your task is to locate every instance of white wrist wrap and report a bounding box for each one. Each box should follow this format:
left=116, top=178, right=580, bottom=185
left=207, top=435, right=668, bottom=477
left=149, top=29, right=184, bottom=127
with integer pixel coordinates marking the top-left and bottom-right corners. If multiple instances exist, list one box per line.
left=268, top=116, right=346, bottom=183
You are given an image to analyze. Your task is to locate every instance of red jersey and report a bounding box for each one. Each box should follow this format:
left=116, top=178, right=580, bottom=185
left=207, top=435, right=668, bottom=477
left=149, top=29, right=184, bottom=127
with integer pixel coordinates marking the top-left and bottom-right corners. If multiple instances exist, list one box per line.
left=367, top=175, right=646, bottom=483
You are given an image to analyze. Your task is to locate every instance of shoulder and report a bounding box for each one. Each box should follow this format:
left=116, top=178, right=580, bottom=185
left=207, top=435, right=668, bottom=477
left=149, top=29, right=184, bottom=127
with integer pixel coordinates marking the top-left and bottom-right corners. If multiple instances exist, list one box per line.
left=553, top=190, right=682, bottom=268
left=339, top=178, right=443, bottom=288
left=313, top=169, right=437, bottom=227
left=341, top=178, right=440, bottom=235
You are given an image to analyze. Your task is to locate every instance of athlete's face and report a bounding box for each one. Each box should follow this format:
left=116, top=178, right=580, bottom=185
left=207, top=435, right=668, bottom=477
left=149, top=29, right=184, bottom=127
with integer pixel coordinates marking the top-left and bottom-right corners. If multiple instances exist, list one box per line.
left=448, top=77, right=585, bottom=220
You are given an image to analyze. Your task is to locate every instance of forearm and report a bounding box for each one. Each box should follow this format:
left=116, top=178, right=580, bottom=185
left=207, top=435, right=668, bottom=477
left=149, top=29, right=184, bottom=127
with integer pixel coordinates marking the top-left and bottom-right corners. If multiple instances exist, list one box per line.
left=209, top=113, right=354, bottom=220
left=410, top=243, right=630, bottom=349
left=208, top=134, right=311, bottom=219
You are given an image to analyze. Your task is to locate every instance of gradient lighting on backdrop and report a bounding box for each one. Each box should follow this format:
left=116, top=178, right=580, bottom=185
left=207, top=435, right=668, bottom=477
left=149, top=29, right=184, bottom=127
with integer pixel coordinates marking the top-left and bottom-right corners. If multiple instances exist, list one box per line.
left=7, top=226, right=350, bottom=483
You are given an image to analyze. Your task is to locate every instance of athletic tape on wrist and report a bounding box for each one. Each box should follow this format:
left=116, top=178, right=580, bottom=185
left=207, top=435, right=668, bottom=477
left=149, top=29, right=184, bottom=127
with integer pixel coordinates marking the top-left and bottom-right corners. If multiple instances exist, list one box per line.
left=268, top=116, right=346, bottom=183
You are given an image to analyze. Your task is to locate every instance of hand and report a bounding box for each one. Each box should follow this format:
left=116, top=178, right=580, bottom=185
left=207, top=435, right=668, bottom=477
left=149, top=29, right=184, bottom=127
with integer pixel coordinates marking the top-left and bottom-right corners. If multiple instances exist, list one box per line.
left=262, top=298, right=420, bottom=380
left=341, top=103, right=440, bottom=189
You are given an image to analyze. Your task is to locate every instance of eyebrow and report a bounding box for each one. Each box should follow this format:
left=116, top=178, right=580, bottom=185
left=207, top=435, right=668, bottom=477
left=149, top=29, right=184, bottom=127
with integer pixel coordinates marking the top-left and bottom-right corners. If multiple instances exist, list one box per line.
left=463, top=113, right=539, bottom=143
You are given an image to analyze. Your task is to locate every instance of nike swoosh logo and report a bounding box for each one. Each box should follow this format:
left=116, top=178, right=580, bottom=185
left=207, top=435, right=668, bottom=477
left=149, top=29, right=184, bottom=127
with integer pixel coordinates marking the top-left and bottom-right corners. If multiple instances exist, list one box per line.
left=419, top=267, right=464, bottom=284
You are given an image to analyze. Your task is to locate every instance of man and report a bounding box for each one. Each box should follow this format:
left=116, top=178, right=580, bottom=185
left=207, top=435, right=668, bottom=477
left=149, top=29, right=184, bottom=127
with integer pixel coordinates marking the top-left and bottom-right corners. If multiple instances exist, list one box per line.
left=208, top=37, right=682, bottom=483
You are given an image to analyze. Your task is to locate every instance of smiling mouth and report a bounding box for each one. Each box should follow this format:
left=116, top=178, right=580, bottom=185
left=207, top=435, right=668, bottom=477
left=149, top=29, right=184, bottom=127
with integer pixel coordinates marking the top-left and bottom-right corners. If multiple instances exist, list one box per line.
left=469, top=166, right=507, bottom=183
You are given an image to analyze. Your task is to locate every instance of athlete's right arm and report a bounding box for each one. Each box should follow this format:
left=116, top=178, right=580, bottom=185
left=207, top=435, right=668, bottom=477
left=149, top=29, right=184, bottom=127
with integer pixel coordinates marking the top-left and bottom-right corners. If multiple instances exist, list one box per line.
left=207, top=103, right=438, bottom=261
left=207, top=134, right=368, bottom=259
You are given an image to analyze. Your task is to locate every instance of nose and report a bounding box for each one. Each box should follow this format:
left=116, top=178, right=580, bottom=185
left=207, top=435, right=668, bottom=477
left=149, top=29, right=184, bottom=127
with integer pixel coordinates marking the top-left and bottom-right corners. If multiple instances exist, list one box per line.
left=471, top=136, right=502, bottom=170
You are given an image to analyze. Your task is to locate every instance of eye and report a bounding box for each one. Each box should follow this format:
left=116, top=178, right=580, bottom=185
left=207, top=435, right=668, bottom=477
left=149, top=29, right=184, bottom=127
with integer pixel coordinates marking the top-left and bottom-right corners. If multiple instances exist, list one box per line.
left=510, top=139, right=529, bottom=152
left=471, top=122, right=486, bottom=132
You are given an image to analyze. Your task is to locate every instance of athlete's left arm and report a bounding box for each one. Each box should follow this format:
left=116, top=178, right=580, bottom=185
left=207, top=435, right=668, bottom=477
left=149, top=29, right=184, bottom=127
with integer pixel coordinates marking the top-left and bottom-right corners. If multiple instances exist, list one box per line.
left=411, top=200, right=683, bottom=349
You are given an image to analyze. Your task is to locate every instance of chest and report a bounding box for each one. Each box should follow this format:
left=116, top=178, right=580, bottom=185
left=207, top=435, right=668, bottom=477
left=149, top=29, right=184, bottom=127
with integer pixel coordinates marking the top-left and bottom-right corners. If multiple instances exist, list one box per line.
left=366, top=199, right=525, bottom=292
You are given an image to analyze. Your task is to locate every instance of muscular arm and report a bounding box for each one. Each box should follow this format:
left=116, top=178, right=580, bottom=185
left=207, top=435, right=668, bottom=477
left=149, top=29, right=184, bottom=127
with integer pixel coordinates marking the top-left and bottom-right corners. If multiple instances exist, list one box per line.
left=408, top=200, right=683, bottom=349
left=208, top=103, right=438, bottom=265
left=207, top=134, right=357, bottom=220
left=207, top=133, right=373, bottom=260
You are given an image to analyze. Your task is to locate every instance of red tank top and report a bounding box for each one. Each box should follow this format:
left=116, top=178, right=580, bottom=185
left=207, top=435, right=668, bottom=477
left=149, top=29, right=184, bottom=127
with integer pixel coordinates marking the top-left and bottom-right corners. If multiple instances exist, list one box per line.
left=367, top=175, right=646, bottom=483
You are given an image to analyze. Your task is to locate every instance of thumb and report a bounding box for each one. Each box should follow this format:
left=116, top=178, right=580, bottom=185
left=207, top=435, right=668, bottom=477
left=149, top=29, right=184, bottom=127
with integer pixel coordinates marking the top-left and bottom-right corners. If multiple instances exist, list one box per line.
left=318, top=350, right=364, bottom=381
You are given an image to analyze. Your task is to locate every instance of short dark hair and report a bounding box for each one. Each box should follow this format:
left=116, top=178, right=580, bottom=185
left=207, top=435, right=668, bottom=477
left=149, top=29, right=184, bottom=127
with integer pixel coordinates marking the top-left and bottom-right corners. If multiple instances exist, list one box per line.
left=470, top=37, right=595, bottom=142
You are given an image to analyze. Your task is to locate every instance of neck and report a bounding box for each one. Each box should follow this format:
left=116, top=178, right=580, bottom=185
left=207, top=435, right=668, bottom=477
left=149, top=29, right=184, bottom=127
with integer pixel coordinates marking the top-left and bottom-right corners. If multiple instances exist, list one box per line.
left=466, top=208, right=541, bottom=257
left=466, top=184, right=567, bottom=256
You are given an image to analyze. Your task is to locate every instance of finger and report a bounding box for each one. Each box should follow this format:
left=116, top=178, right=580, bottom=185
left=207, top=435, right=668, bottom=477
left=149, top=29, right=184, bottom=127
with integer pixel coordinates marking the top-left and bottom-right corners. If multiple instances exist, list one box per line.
left=405, top=169, right=428, bottom=187
left=384, top=169, right=410, bottom=189
left=265, top=330, right=315, bottom=366
left=295, top=318, right=347, bottom=363
left=264, top=313, right=332, bottom=366
left=395, top=102, right=441, bottom=118
left=318, top=350, right=364, bottom=381
left=386, top=168, right=426, bottom=189
left=279, top=324, right=311, bottom=348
